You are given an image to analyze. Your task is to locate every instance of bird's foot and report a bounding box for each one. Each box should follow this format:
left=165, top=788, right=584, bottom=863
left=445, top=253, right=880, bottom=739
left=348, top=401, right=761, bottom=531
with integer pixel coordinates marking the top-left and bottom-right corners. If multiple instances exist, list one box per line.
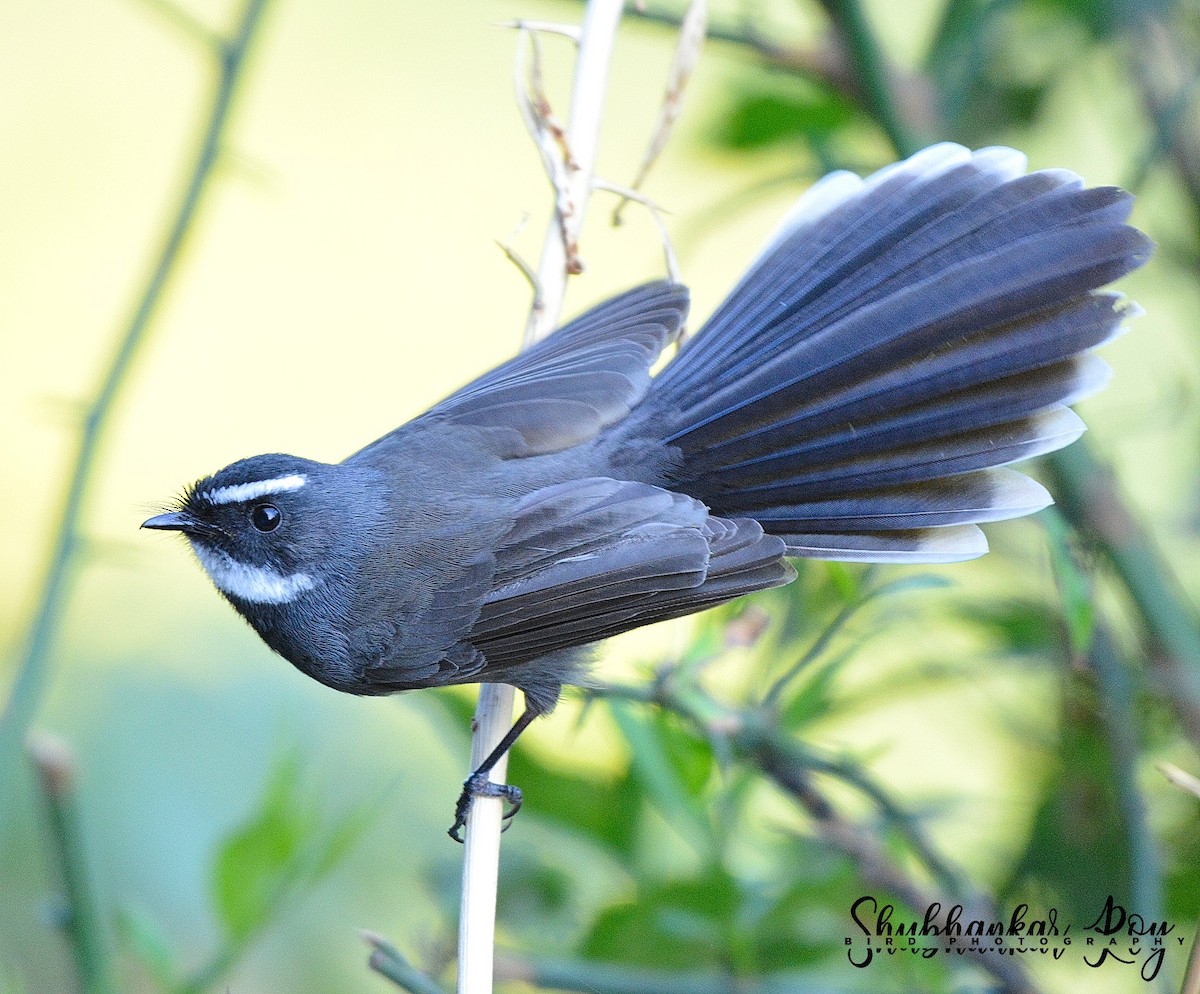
left=447, top=771, right=523, bottom=843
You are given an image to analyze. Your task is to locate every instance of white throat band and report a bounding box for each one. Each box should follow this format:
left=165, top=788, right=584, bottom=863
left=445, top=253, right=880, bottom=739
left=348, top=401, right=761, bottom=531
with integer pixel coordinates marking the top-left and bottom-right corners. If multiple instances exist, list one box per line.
left=190, top=542, right=316, bottom=605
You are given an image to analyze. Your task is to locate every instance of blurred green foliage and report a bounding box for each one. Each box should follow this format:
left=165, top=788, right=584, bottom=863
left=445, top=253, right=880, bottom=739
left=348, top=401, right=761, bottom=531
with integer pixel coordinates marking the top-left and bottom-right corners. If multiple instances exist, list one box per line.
left=4, top=0, right=1200, bottom=993
left=710, top=81, right=856, bottom=152
left=206, top=752, right=371, bottom=953
left=107, top=749, right=374, bottom=994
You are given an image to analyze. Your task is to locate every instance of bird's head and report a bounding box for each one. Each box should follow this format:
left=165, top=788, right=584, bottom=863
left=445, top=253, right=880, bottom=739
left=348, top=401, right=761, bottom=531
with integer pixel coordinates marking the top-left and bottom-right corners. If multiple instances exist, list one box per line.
left=143, top=453, right=336, bottom=607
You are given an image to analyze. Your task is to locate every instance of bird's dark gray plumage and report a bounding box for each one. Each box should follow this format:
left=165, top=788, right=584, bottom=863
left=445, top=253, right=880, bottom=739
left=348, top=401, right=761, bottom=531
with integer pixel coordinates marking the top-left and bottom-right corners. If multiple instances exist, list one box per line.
left=144, top=144, right=1152, bottom=832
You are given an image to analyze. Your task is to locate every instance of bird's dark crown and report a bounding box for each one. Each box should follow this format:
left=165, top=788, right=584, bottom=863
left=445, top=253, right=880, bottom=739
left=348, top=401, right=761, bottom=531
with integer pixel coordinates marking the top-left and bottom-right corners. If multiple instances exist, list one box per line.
left=183, top=453, right=322, bottom=512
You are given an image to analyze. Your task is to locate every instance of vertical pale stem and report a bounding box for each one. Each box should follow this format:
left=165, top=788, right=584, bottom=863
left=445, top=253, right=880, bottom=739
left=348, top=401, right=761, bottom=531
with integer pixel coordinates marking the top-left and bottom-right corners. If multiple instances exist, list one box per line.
left=455, top=684, right=516, bottom=994
left=457, top=2, right=624, bottom=992
left=525, top=0, right=624, bottom=346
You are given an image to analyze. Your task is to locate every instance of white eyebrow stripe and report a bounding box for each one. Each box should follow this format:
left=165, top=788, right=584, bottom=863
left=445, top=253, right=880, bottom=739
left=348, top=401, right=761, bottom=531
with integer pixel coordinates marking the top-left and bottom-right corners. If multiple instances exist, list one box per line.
left=202, top=473, right=307, bottom=506
left=190, top=542, right=316, bottom=605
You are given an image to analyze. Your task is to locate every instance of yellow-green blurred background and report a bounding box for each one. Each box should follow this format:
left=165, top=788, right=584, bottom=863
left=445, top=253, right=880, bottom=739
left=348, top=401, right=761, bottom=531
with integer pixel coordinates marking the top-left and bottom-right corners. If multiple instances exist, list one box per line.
left=4, top=1, right=1200, bottom=992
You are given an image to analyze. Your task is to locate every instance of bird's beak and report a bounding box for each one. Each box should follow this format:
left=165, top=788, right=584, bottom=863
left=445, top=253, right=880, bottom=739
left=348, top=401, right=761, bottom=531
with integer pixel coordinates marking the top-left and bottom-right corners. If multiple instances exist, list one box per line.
left=141, top=510, right=196, bottom=533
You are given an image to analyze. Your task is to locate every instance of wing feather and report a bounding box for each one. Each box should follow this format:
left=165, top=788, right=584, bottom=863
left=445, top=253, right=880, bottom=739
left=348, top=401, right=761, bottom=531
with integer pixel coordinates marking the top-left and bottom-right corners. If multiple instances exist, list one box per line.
left=470, top=479, right=792, bottom=670
left=417, top=282, right=689, bottom=456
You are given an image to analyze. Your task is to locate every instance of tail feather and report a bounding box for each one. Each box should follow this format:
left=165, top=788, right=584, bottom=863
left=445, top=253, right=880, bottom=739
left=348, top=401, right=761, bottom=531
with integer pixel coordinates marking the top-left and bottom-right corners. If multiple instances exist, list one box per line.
left=665, top=217, right=1141, bottom=449
left=780, top=526, right=989, bottom=564
left=656, top=157, right=1122, bottom=397
left=681, top=292, right=1126, bottom=471
left=747, top=468, right=1051, bottom=531
left=636, top=144, right=1152, bottom=562
left=706, top=146, right=1033, bottom=357
left=706, top=356, right=1107, bottom=484
left=709, top=406, right=1083, bottom=504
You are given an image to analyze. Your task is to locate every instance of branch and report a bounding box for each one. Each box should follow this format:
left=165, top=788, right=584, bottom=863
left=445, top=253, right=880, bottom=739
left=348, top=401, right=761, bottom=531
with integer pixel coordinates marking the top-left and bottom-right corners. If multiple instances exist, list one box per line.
left=1125, top=17, right=1200, bottom=205
left=29, top=734, right=119, bottom=994
left=1086, top=626, right=1163, bottom=928
left=611, top=0, right=706, bottom=225
left=0, top=0, right=271, bottom=827
left=364, top=932, right=449, bottom=994
left=1159, top=761, right=1200, bottom=800
left=757, top=764, right=1042, bottom=994
left=524, top=0, right=624, bottom=344
left=495, top=953, right=806, bottom=994
left=621, top=5, right=859, bottom=98
left=814, top=0, right=926, bottom=156
left=594, top=680, right=1046, bottom=994
left=1044, top=441, right=1200, bottom=744
left=457, top=683, right=518, bottom=994
left=590, top=179, right=680, bottom=281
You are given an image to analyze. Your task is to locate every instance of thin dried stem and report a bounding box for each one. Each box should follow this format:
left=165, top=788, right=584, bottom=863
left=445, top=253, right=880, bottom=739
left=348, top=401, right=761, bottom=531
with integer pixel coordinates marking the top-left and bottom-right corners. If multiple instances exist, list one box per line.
left=1158, top=761, right=1200, bottom=800
left=591, top=178, right=680, bottom=281
left=495, top=215, right=540, bottom=301
left=457, top=685, right=518, bottom=994
left=612, top=0, right=706, bottom=225
left=497, top=19, right=583, bottom=44
left=525, top=0, right=624, bottom=344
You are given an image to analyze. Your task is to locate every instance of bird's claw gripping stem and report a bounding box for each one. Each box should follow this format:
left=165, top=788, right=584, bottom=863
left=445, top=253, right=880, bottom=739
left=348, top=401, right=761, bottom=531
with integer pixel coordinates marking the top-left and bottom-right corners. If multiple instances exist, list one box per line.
left=448, top=771, right=523, bottom=842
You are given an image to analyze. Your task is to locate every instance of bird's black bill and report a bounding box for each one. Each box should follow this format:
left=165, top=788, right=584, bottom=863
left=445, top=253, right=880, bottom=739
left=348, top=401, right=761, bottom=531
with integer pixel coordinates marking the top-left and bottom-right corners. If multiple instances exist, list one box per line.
left=142, top=511, right=195, bottom=532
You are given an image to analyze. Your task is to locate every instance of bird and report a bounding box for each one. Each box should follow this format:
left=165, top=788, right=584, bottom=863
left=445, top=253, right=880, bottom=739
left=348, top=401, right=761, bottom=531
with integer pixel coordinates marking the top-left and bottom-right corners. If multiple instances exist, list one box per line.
left=143, top=143, right=1152, bottom=840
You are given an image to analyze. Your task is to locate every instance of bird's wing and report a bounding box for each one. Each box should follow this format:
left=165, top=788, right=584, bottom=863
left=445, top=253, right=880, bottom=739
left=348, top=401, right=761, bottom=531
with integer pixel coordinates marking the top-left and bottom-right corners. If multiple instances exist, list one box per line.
left=411, top=282, right=689, bottom=457
left=359, top=478, right=791, bottom=707
left=349, top=533, right=499, bottom=693
left=463, top=478, right=794, bottom=706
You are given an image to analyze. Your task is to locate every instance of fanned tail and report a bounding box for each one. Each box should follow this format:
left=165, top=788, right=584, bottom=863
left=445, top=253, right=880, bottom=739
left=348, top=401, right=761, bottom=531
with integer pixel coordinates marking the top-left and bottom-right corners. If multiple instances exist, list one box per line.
left=643, top=144, right=1152, bottom=563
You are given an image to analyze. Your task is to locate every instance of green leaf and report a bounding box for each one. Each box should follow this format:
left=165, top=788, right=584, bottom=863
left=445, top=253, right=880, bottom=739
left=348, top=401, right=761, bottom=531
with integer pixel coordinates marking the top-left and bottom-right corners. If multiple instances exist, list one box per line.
left=209, top=749, right=373, bottom=944
left=515, top=751, right=643, bottom=854
left=955, top=598, right=1066, bottom=656
left=679, top=605, right=733, bottom=667
left=710, top=82, right=857, bottom=151
left=766, top=569, right=948, bottom=709
left=780, top=644, right=860, bottom=730
left=311, top=799, right=376, bottom=880
left=1001, top=671, right=1131, bottom=916
left=747, top=866, right=859, bottom=970
left=825, top=561, right=863, bottom=602
left=609, top=702, right=715, bottom=850
left=865, top=573, right=952, bottom=600
left=582, top=868, right=741, bottom=969
left=211, top=751, right=311, bottom=941
left=496, top=848, right=577, bottom=946
left=631, top=706, right=714, bottom=798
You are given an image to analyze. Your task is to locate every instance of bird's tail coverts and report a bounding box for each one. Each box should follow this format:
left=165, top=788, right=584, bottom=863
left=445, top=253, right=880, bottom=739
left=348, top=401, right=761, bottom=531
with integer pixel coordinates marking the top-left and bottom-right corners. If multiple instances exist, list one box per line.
left=646, top=144, right=1153, bottom=563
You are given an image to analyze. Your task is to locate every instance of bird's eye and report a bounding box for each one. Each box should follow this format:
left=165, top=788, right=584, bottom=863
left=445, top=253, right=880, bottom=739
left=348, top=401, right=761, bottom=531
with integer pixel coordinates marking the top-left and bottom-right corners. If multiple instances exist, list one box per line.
left=250, top=503, right=282, bottom=532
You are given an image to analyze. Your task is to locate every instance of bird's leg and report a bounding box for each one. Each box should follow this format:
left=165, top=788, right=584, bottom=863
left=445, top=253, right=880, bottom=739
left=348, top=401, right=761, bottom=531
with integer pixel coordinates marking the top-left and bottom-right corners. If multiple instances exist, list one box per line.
left=448, top=704, right=539, bottom=842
